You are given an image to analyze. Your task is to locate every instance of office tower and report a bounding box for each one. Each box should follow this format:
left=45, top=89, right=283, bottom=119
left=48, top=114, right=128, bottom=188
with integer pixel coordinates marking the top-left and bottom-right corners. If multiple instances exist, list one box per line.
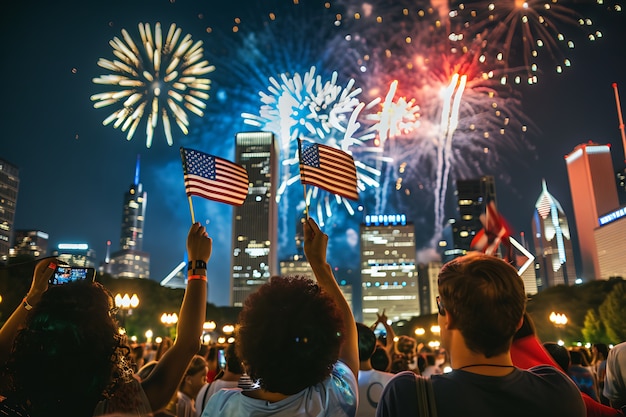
left=417, top=261, right=443, bottom=316
left=106, top=156, right=150, bottom=279
left=0, top=158, right=19, bottom=262
left=531, top=180, right=576, bottom=289
left=52, top=243, right=97, bottom=267
left=565, top=143, right=619, bottom=280
left=231, top=132, right=278, bottom=307
left=447, top=176, right=497, bottom=259
left=595, top=207, right=626, bottom=279
left=10, top=230, right=49, bottom=258
left=360, top=214, right=418, bottom=324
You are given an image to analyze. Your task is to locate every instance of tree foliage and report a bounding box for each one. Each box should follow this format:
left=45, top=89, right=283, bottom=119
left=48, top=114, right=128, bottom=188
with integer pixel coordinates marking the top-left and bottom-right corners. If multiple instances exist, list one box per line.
left=599, top=281, right=626, bottom=344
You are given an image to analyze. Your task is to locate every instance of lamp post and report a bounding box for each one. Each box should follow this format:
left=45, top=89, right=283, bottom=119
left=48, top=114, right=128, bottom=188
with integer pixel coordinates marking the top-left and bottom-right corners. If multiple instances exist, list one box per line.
left=115, top=293, right=139, bottom=331
left=549, top=311, right=568, bottom=345
left=161, top=313, right=178, bottom=339
left=202, top=321, right=216, bottom=344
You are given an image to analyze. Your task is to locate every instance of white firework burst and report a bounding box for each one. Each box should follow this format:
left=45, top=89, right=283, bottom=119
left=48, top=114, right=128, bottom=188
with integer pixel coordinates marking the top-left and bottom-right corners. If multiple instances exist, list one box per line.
left=242, top=65, right=380, bottom=222
left=91, top=22, right=215, bottom=148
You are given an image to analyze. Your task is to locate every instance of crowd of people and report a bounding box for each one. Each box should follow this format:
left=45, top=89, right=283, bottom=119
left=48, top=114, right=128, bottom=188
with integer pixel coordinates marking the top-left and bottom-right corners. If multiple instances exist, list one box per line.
left=0, top=218, right=625, bottom=416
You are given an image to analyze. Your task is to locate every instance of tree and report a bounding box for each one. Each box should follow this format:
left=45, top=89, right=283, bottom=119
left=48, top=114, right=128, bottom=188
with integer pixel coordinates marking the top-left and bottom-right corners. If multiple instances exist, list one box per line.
left=581, top=308, right=610, bottom=344
left=598, top=281, right=626, bottom=344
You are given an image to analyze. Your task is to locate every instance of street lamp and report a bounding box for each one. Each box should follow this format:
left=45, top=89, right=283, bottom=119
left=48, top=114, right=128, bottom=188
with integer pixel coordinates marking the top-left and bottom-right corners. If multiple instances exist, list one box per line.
left=115, top=293, right=140, bottom=330
left=549, top=311, right=568, bottom=345
left=161, top=313, right=178, bottom=339
left=202, top=321, right=217, bottom=344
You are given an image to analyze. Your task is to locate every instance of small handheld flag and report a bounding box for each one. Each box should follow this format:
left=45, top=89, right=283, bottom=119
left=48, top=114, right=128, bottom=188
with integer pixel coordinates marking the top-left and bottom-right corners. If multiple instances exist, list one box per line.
left=298, top=140, right=359, bottom=201
left=470, top=200, right=513, bottom=261
left=180, top=147, right=249, bottom=208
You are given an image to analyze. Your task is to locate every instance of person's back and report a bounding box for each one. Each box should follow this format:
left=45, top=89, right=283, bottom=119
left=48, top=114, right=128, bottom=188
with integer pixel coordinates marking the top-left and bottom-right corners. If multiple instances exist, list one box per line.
left=201, top=218, right=358, bottom=417
left=377, top=253, right=585, bottom=417
left=569, top=349, right=599, bottom=401
left=355, top=322, right=393, bottom=417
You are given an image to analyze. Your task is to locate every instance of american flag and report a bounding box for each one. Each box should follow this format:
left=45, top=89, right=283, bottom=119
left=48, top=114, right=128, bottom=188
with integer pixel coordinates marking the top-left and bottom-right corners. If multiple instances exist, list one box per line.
left=180, top=147, right=249, bottom=206
left=471, top=201, right=513, bottom=260
left=299, top=141, right=359, bottom=201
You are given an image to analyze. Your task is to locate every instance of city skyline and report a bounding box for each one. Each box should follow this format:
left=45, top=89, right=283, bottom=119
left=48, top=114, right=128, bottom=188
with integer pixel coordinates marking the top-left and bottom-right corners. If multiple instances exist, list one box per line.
left=2, top=0, right=626, bottom=306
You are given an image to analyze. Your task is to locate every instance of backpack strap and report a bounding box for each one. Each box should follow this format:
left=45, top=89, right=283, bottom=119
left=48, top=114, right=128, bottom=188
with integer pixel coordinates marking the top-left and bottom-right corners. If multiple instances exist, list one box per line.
left=415, top=374, right=437, bottom=417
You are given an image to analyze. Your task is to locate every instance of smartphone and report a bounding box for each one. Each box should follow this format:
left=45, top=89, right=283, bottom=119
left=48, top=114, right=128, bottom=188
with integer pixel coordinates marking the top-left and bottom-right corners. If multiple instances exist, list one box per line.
left=50, top=266, right=96, bottom=285
left=217, top=348, right=226, bottom=369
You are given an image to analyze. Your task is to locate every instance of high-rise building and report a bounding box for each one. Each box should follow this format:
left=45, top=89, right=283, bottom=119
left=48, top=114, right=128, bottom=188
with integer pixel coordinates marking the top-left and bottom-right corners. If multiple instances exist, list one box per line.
left=565, top=143, right=620, bottom=280
left=360, top=214, right=418, bottom=324
left=0, top=158, right=19, bottom=262
left=443, top=176, right=496, bottom=262
left=531, top=180, right=576, bottom=289
left=231, top=132, right=279, bottom=307
left=105, top=156, right=150, bottom=279
left=52, top=243, right=97, bottom=267
left=595, top=207, right=626, bottom=279
left=10, top=230, right=49, bottom=259
left=417, top=261, right=443, bottom=316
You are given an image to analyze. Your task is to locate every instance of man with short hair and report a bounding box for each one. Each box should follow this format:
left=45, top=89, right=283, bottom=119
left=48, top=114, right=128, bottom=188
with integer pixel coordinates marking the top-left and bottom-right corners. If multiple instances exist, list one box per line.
left=377, top=253, right=585, bottom=417
left=356, top=322, right=394, bottom=417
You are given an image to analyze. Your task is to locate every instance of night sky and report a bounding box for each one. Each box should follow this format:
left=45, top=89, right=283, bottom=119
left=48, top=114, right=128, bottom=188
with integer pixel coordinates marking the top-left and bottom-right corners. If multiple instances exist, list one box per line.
left=2, top=0, right=625, bottom=306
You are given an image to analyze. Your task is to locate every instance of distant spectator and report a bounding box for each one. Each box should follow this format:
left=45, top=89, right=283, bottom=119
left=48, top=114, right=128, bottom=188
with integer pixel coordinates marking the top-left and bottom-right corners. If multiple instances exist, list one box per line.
left=356, top=322, right=394, bottom=417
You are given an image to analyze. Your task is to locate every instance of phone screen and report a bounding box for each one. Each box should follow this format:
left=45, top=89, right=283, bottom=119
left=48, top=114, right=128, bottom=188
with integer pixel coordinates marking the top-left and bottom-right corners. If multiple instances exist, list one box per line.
left=50, top=266, right=96, bottom=285
left=218, top=348, right=226, bottom=369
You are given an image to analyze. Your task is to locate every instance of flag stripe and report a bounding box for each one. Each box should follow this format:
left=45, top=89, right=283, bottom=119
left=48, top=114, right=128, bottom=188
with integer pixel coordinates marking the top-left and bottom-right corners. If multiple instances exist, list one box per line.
left=181, top=147, right=249, bottom=206
left=299, top=142, right=358, bottom=201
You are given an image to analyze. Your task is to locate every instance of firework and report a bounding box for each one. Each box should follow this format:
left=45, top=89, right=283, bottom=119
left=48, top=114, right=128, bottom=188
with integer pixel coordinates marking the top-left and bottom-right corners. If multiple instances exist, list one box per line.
left=338, top=4, right=532, bottom=246
left=91, top=22, right=215, bottom=148
left=242, top=65, right=380, bottom=222
left=450, top=1, right=602, bottom=84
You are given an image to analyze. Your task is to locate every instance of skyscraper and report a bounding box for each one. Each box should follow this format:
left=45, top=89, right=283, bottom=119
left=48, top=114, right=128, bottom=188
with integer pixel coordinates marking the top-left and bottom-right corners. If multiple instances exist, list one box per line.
left=442, top=176, right=496, bottom=262
left=532, top=180, right=576, bottom=289
left=565, top=143, right=619, bottom=280
left=105, top=156, right=150, bottom=279
left=0, top=158, right=19, bottom=262
left=10, top=230, right=49, bottom=259
left=231, top=132, right=278, bottom=307
left=360, top=214, right=418, bottom=324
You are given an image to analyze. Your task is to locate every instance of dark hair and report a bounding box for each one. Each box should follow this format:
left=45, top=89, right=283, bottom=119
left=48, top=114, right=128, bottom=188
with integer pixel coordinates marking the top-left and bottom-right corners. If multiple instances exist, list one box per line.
left=6, top=281, right=133, bottom=417
left=569, top=349, right=586, bottom=366
left=543, top=342, right=570, bottom=372
left=370, top=346, right=390, bottom=372
left=438, top=253, right=526, bottom=358
left=594, top=343, right=609, bottom=360
left=356, top=322, right=376, bottom=362
left=179, top=355, right=207, bottom=390
left=225, top=343, right=244, bottom=374
left=236, top=276, right=344, bottom=394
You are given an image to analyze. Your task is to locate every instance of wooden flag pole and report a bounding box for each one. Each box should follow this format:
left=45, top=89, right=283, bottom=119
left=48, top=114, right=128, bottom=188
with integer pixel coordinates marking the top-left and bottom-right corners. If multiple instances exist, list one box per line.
left=188, top=196, right=196, bottom=224
left=298, top=138, right=310, bottom=219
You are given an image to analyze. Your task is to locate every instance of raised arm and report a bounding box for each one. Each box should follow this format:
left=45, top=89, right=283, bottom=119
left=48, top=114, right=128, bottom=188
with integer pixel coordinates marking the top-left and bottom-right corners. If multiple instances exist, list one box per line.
left=142, top=223, right=211, bottom=411
left=0, top=258, right=55, bottom=365
left=375, top=310, right=396, bottom=356
left=303, top=218, right=359, bottom=378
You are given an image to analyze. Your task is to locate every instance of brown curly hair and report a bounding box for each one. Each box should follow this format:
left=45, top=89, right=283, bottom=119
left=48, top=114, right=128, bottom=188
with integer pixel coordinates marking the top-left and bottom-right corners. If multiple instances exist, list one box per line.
left=236, top=276, right=344, bottom=395
left=4, top=281, right=135, bottom=417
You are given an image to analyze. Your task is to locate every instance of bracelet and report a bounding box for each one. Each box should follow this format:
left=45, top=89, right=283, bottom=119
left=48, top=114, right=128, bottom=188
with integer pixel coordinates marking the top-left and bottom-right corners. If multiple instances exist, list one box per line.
left=187, top=260, right=207, bottom=270
left=22, top=297, right=33, bottom=311
left=187, top=274, right=207, bottom=282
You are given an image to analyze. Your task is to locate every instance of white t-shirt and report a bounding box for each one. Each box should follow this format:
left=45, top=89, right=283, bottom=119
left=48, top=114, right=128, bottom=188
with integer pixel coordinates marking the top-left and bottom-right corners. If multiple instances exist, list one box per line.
left=195, top=380, right=240, bottom=417
left=201, top=361, right=357, bottom=417
left=604, top=341, right=626, bottom=409
left=356, top=369, right=394, bottom=417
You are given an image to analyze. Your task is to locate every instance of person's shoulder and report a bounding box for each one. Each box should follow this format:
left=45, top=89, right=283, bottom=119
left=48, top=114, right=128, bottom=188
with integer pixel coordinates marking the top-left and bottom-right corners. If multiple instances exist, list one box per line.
left=202, top=389, right=242, bottom=416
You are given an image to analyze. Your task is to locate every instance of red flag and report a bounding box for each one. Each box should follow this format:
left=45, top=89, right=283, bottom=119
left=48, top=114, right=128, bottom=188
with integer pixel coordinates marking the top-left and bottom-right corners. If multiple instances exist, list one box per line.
left=471, top=201, right=513, bottom=259
left=180, top=147, right=249, bottom=206
left=298, top=140, right=359, bottom=201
